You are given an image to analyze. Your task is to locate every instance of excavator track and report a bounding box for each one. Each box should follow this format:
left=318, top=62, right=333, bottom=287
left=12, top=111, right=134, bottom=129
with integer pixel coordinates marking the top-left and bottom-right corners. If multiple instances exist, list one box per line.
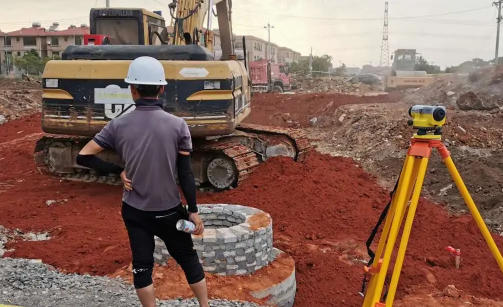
left=236, top=123, right=311, bottom=162
left=33, top=125, right=311, bottom=190
left=199, top=140, right=261, bottom=190
left=34, top=135, right=123, bottom=185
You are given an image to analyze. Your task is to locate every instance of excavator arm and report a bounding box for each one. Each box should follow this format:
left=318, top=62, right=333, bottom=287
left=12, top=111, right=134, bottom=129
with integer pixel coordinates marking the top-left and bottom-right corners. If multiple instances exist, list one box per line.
left=168, top=0, right=235, bottom=60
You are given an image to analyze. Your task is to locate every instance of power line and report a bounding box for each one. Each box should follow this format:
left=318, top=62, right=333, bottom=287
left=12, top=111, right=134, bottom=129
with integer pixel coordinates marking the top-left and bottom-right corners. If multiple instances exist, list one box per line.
left=242, top=5, right=492, bottom=21
left=314, top=31, right=495, bottom=39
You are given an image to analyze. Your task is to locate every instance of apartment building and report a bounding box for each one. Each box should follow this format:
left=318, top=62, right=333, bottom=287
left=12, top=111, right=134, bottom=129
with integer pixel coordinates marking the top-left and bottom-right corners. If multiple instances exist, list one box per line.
left=0, top=22, right=89, bottom=64
left=211, top=30, right=300, bottom=63
left=46, top=25, right=90, bottom=57
left=234, top=35, right=279, bottom=63
left=277, top=46, right=301, bottom=64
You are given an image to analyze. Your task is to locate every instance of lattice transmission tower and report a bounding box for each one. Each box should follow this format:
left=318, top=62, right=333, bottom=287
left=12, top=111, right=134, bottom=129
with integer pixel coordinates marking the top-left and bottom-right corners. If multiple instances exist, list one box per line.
left=380, top=2, right=389, bottom=67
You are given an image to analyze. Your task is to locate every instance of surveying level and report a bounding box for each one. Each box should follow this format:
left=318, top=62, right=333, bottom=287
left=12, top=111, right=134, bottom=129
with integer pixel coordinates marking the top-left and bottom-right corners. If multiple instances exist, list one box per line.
left=360, top=105, right=503, bottom=307
left=407, top=105, right=446, bottom=137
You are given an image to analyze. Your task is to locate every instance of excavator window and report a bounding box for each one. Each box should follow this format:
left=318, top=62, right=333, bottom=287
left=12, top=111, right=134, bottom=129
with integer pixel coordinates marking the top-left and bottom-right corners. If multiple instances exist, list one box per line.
left=95, top=18, right=140, bottom=45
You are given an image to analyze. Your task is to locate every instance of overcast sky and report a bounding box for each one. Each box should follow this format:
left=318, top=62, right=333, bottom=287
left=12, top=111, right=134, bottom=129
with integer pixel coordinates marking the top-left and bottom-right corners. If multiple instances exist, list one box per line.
left=0, top=0, right=499, bottom=68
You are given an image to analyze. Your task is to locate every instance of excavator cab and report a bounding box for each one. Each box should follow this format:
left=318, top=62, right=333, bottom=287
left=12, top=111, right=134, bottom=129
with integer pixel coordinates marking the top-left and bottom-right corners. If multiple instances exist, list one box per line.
left=85, top=8, right=169, bottom=46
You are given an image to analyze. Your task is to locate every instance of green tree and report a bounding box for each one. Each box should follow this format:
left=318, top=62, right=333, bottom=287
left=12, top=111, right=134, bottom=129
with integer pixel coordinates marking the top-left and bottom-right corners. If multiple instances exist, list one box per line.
left=414, top=56, right=440, bottom=74
left=334, top=63, right=347, bottom=76
left=14, top=49, right=60, bottom=75
left=312, top=54, right=333, bottom=75
left=288, top=54, right=333, bottom=76
left=288, top=60, right=309, bottom=76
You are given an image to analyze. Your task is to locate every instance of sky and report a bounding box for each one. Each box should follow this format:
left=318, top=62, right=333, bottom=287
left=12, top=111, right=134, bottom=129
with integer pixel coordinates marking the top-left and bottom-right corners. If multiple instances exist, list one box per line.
left=0, top=0, right=500, bottom=68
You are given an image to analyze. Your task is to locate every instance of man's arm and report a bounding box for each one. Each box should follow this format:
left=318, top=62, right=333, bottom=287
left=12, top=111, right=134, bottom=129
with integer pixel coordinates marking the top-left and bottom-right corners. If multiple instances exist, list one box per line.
left=76, top=140, right=124, bottom=174
left=177, top=120, right=198, bottom=213
left=76, top=121, right=123, bottom=174
left=177, top=151, right=197, bottom=213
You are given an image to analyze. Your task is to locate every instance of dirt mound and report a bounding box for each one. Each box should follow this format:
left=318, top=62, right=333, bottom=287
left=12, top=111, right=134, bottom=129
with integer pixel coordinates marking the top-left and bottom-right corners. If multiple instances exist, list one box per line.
left=403, top=66, right=503, bottom=111
left=292, top=75, right=379, bottom=94
left=309, top=102, right=503, bottom=231
left=244, top=92, right=403, bottom=128
left=0, top=78, right=42, bottom=123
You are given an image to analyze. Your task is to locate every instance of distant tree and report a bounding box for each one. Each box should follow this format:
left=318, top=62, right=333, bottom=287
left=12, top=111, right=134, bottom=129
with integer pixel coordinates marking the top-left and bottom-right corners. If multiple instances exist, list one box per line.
left=312, top=54, right=333, bottom=75
left=288, top=54, right=333, bottom=76
left=14, top=49, right=60, bottom=75
left=444, top=66, right=455, bottom=73
left=288, top=59, right=309, bottom=76
left=334, top=63, right=347, bottom=76
left=415, top=56, right=440, bottom=74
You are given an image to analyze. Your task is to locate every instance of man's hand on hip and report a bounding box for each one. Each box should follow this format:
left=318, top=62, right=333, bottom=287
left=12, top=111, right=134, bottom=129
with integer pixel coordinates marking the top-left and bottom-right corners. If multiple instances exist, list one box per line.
left=120, top=170, right=132, bottom=191
left=189, top=212, right=204, bottom=235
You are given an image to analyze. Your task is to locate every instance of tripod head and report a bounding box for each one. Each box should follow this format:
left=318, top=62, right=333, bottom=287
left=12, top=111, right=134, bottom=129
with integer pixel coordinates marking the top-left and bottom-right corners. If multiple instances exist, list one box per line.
left=407, top=105, right=446, bottom=139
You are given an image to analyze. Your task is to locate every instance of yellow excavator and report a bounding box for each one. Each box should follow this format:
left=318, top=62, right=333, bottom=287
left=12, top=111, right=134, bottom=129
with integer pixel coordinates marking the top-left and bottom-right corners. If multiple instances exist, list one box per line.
left=34, top=1, right=310, bottom=190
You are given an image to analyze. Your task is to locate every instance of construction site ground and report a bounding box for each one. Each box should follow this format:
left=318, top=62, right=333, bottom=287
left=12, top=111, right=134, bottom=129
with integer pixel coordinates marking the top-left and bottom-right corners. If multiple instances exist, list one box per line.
left=1, top=73, right=503, bottom=307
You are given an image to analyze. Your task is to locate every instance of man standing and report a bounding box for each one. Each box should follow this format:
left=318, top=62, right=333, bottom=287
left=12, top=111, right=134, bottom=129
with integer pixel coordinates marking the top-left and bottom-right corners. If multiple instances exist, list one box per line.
left=76, top=56, right=209, bottom=307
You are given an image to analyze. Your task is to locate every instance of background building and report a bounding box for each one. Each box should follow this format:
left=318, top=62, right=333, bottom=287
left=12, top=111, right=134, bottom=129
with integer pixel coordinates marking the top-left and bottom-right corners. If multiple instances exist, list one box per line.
left=1, top=23, right=299, bottom=75
left=0, top=22, right=89, bottom=75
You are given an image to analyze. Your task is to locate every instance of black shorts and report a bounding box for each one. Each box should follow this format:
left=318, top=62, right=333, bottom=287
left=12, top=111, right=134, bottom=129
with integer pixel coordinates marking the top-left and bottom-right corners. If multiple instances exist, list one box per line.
left=121, top=202, right=205, bottom=289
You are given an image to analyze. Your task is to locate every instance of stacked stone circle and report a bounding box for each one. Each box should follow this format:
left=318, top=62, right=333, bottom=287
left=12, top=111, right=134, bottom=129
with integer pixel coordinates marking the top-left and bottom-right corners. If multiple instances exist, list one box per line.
left=153, top=204, right=297, bottom=307
left=154, top=204, right=274, bottom=275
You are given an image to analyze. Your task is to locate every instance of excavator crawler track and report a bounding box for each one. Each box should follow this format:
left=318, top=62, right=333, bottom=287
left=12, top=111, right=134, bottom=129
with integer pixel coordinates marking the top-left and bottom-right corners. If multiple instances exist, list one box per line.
left=33, top=125, right=311, bottom=190
left=236, top=123, right=311, bottom=162
left=34, top=135, right=122, bottom=185
left=200, top=140, right=261, bottom=189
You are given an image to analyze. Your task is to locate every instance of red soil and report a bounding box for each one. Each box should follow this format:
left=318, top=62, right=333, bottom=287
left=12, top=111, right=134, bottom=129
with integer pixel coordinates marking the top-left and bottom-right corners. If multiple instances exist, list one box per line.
left=243, top=92, right=404, bottom=128
left=1, top=105, right=503, bottom=307
left=110, top=252, right=295, bottom=305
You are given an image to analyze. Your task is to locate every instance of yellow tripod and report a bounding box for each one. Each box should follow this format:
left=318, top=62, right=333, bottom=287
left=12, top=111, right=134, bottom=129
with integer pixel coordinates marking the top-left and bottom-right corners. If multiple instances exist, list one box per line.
left=361, top=105, right=503, bottom=307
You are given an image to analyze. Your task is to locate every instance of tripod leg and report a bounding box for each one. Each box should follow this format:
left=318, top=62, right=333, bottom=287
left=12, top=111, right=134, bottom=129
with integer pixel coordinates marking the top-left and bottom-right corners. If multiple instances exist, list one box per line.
left=362, top=155, right=419, bottom=307
left=385, top=156, right=430, bottom=306
left=362, top=156, right=410, bottom=307
left=442, top=154, right=503, bottom=274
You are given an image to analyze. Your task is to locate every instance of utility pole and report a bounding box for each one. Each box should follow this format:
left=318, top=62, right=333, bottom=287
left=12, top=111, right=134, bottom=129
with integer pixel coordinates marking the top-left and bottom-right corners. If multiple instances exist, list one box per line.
left=264, top=22, right=274, bottom=61
left=310, top=47, right=313, bottom=74
left=106, top=0, right=110, bottom=8
left=494, top=0, right=502, bottom=65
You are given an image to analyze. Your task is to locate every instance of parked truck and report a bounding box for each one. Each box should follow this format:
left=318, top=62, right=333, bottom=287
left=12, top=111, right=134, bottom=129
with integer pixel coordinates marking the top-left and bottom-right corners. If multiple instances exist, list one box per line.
left=249, top=59, right=293, bottom=93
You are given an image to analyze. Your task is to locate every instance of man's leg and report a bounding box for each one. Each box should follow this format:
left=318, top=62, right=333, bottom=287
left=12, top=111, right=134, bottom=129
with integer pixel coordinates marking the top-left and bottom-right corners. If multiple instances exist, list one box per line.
left=156, top=208, right=209, bottom=307
left=188, top=278, right=209, bottom=305
left=122, top=203, right=157, bottom=307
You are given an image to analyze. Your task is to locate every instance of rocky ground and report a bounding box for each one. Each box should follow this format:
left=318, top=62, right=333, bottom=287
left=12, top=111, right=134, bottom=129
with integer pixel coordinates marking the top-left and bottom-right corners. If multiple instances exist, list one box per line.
left=306, top=70, right=503, bottom=232
left=0, top=78, right=42, bottom=124
left=403, top=65, right=503, bottom=111
left=291, top=75, right=381, bottom=95
left=0, top=258, right=263, bottom=307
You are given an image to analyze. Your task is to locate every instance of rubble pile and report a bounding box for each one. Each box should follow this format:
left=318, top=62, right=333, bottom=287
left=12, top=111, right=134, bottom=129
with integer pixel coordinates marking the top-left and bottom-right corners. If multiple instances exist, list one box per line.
left=292, top=75, right=379, bottom=94
left=0, top=78, right=42, bottom=124
left=403, top=66, right=503, bottom=111
left=308, top=101, right=503, bottom=230
left=244, top=92, right=403, bottom=128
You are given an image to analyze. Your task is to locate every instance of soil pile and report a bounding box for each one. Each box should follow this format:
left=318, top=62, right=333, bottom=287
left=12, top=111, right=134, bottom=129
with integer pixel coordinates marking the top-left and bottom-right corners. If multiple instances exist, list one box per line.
left=244, top=92, right=403, bottom=128
left=309, top=102, right=503, bottom=231
left=0, top=78, right=42, bottom=123
left=403, top=66, right=503, bottom=111
left=292, top=75, right=379, bottom=94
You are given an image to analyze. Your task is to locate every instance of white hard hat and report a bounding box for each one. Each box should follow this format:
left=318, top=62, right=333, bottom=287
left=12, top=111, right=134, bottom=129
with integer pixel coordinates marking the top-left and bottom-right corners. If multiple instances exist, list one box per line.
left=124, top=56, right=168, bottom=86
